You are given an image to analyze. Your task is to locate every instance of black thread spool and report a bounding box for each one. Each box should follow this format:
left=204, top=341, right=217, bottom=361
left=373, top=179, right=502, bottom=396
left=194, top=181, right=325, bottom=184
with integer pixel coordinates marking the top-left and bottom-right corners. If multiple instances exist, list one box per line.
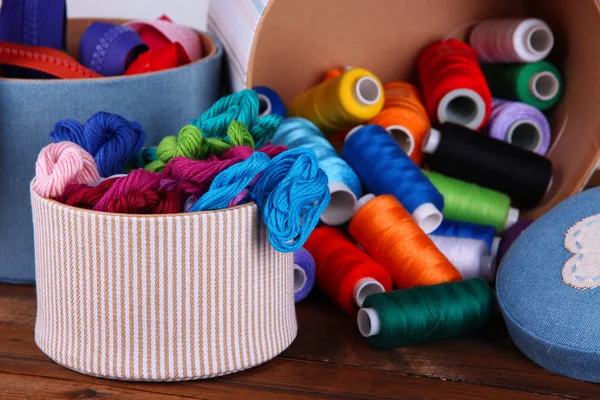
left=422, top=122, right=553, bottom=209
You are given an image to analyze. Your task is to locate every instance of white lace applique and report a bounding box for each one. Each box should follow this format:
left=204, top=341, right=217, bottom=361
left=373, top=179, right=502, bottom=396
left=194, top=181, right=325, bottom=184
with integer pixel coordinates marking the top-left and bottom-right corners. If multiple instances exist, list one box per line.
left=563, top=215, right=600, bottom=290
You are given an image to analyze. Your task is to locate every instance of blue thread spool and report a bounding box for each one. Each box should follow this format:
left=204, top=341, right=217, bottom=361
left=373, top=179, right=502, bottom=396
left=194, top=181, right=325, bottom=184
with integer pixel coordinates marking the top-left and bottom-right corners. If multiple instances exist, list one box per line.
left=431, top=218, right=501, bottom=257
left=254, top=86, right=288, bottom=118
left=343, top=124, right=444, bottom=233
left=273, top=117, right=362, bottom=225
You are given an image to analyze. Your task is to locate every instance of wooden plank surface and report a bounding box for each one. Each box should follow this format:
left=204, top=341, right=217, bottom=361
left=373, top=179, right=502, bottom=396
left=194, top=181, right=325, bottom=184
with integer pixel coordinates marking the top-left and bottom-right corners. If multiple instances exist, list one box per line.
left=1, top=283, right=599, bottom=399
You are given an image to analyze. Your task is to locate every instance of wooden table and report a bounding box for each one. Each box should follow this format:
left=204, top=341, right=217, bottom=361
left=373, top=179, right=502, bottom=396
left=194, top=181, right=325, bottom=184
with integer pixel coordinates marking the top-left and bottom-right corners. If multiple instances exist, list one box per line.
left=1, top=283, right=599, bottom=399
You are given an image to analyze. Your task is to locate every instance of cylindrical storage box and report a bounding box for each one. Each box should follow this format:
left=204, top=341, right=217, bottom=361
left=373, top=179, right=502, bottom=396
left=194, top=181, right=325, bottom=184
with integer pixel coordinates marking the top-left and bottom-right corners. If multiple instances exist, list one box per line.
left=31, top=189, right=296, bottom=381
left=1, top=19, right=223, bottom=284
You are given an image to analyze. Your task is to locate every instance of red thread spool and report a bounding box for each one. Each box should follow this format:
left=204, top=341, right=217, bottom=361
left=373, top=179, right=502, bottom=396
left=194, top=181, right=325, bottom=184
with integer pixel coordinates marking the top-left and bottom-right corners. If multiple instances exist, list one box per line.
left=418, top=39, right=492, bottom=130
left=304, top=226, right=392, bottom=315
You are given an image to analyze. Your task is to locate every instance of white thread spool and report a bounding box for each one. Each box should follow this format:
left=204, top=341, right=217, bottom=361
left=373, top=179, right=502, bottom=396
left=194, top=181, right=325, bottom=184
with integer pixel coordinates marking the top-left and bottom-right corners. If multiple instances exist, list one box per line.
left=469, top=18, right=554, bottom=63
left=354, top=76, right=382, bottom=106
left=320, top=181, right=358, bottom=226
left=353, top=278, right=385, bottom=308
left=437, top=88, right=487, bottom=130
left=429, top=235, right=497, bottom=281
left=357, top=307, right=380, bottom=337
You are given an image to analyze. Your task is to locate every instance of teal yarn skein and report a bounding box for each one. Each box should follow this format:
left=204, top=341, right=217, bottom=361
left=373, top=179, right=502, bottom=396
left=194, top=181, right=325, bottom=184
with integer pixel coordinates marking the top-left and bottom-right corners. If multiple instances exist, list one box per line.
left=272, top=117, right=362, bottom=225
left=358, top=279, right=496, bottom=349
left=192, top=89, right=282, bottom=148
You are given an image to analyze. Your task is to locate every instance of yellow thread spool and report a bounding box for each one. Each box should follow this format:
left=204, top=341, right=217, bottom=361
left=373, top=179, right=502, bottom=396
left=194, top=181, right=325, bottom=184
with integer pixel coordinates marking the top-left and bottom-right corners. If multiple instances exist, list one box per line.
left=290, top=68, right=385, bottom=134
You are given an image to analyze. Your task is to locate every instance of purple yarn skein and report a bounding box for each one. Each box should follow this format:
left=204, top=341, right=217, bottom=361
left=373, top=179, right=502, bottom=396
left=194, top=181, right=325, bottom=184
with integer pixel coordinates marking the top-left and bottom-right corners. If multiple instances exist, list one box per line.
left=486, top=99, right=551, bottom=156
left=499, top=219, right=534, bottom=260
left=293, top=247, right=316, bottom=303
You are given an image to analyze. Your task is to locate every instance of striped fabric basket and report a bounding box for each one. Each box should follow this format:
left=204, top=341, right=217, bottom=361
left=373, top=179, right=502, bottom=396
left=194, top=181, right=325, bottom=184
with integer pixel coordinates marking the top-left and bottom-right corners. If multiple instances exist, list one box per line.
left=31, top=187, right=297, bottom=381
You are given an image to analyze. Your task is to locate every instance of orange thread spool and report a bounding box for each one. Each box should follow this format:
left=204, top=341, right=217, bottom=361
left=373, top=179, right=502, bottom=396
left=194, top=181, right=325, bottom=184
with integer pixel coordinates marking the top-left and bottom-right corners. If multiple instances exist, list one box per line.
left=369, top=82, right=431, bottom=164
left=323, top=68, right=344, bottom=82
left=349, top=194, right=461, bottom=289
left=304, top=226, right=393, bottom=315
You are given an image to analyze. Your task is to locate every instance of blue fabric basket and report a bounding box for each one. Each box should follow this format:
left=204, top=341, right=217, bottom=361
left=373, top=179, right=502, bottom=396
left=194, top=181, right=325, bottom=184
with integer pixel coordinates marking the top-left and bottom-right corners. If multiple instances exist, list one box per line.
left=497, top=187, right=600, bottom=382
left=0, top=22, right=223, bottom=284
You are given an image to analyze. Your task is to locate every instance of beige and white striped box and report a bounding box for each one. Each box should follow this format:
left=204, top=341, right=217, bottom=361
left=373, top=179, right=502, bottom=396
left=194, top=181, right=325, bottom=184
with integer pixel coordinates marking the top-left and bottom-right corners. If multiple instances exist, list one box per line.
left=31, top=188, right=296, bottom=381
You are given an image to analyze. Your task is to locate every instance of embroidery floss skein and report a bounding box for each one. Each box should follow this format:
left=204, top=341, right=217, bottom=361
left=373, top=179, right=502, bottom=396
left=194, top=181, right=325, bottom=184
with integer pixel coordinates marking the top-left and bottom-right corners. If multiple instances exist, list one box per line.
left=254, top=86, right=288, bottom=118
left=369, top=82, right=431, bottom=164
left=423, top=170, right=519, bottom=232
left=33, top=142, right=101, bottom=199
left=304, top=226, right=392, bottom=314
left=289, top=67, right=385, bottom=134
left=432, top=219, right=500, bottom=257
left=59, top=178, right=118, bottom=209
left=469, top=18, right=554, bottom=63
left=93, top=169, right=163, bottom=212
left=357, top=279, right=496, bottom=348
left=422, top=122, right=553, bottom=209
left=349, top=194, right=461, bottom=289
left=485, top=99, right=551, bottom=156
left=483, top=61, right=563, bottom=110
left=343, top=124, right=443, bottom=233
left=418, top=39, right=492, bottom=130
left=293, top=248, right=316, bottom=303
left=429, top=235, right=497, bottom=281
left=272, top=118, right=362, bottom=225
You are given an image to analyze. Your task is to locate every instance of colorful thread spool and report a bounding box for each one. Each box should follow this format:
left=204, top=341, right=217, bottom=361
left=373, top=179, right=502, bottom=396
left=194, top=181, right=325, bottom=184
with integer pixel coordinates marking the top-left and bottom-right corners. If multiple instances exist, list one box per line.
left=254, top=86, right=288, bottom=118
left=293, top=248, right=316, bottom=303
left=429, top=235, right=496, bottom=281
left=369, top=82, right=431, bottom=164
left=304, top=226, right=392, bottom=315
left=499, top=219, right=534, bottom=260
left=349, top=194, right=461, bottom=289
left=272, top=118, right=362, bottom=225
left=418, top=39, right=492, bottom=130
left=483, top=61, right=562, bottom=110
left=469, top=18, right=554, bottom=63
left=485, top=99, right=551, bottom=156
left=289, top=67, right=384, bottom=134
left=423, top=170, right=519, bottom=232
left=343, top=124, right=443, bottom=233
left=432, top=219, right=500, bottom=257
left=422, top=122, right=553, bottom=209
left=357, top=279, right=496, bottom=348
left=79, top=22, right=148, bottom=76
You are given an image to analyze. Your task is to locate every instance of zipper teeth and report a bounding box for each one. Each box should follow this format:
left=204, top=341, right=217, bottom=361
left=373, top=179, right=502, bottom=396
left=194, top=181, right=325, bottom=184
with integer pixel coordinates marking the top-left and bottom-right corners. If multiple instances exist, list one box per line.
left=0, top=45, right=98, bottom=78
left=22, top=0, right=39, bottom=46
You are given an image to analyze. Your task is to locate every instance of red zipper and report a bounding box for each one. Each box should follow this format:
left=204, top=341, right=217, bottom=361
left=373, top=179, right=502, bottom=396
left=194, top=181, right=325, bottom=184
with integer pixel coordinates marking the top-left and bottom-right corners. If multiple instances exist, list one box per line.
left=0, top=41, right=102, bottom=79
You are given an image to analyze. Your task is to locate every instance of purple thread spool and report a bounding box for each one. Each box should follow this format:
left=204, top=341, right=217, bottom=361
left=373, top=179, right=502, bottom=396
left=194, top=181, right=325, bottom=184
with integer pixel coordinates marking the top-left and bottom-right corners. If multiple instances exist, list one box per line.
left=293, top=247, right=316, bottom=303
left=499, top=219, right=534, bottom=260
left=486, top=99, right=551, bottom=156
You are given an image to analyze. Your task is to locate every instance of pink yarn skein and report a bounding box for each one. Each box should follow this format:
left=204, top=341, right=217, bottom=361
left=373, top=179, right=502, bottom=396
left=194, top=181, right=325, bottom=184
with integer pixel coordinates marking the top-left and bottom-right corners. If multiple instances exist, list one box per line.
left=33, top=142, right=101, bottom=198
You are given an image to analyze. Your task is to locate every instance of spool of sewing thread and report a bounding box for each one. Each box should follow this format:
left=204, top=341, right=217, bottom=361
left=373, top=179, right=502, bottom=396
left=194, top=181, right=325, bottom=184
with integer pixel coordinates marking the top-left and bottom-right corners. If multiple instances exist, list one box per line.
left=418, top=39, right=492, bottom=130
left=289, top=67, right=384, bottom=134
left=349, top=194, right=461, bottom=289
left=357, top=279, right=496, bottom=348
left=423, top=170, right=519, bottom=232
left=485, top=99, right=551, bottom=156
left=469, top=18, right=554, bottom=63
left=422, top=123, right=553, bottom=209
left=429, top=235, right=496, bottom=281
left=432, top=219, right=500, bottom=257
left=343, top=124, right=443, bottom=233
left=272, top=118, right=361, bottom=225
left=483, top=61, right=562, bottom=110
left=499, top=219, right=534, bottom=260
left=254, top=86, right=288, bottom=118
left=304, top=226, right=392, bottom=315
left=293, top=248, right=316, bottom=303
left=369, top=82, right=430, bottom=164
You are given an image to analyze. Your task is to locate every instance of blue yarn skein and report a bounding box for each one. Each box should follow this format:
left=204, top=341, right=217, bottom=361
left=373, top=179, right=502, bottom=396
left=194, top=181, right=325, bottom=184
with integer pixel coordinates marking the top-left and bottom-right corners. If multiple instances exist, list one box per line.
left=50, top=119, right=87, bottom=150
left=342, top=124, right=444, bottom=233
left=272, top=117, right=362, bottom=226
left=192, top=89, right=282, bottom=148
left=251, top=147, right=330, bottom=253
left=191, top=152, right=271, bottom=212
left=254, top=86, right=288, bottom=118
left=431, top=219, right=499, bottom=256
left=84, top=112, right=146, bottom=177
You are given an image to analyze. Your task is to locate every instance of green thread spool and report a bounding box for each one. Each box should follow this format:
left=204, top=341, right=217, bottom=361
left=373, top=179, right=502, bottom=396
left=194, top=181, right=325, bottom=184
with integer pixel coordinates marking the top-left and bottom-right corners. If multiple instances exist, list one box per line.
left=423, top=170, right=519, bottom=232
left=357, top=279, right=496, bottom=349
left=483, top=61, right=563, bottom=110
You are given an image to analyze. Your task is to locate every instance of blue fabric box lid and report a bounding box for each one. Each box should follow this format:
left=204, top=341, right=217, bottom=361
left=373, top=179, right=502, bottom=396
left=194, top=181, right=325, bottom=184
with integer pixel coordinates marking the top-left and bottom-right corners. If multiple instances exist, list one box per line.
left=497, top=187, right=600, bottom=383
